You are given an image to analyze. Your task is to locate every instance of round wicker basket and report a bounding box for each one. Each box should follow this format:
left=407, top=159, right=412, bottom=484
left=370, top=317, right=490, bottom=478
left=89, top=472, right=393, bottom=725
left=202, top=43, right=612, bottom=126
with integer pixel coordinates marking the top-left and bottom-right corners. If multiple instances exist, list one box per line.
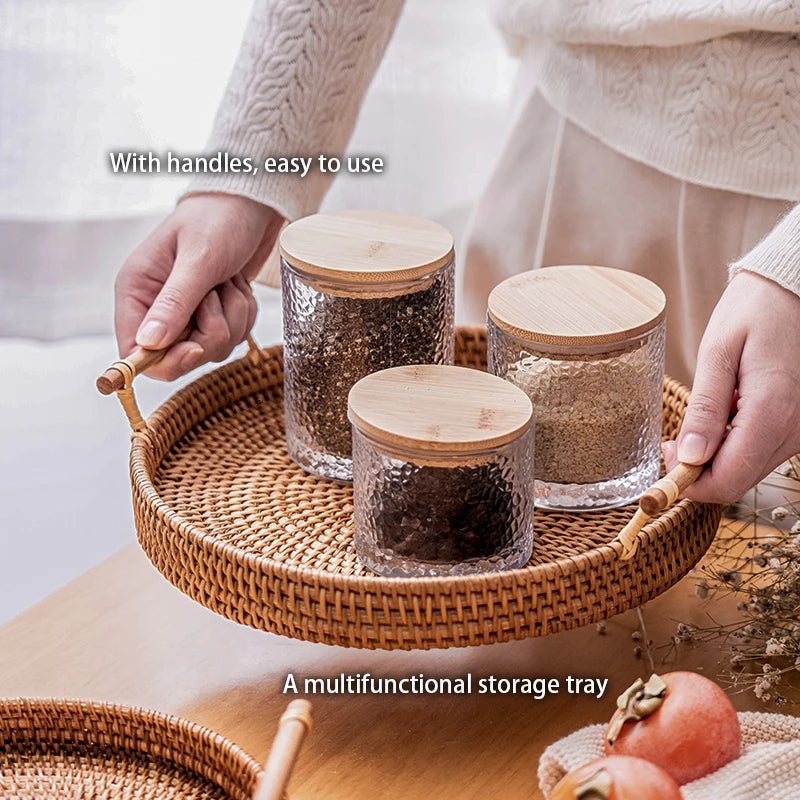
left=0, top=698, right=260, bottom=799
left=115, top=326, right=721, bottom=650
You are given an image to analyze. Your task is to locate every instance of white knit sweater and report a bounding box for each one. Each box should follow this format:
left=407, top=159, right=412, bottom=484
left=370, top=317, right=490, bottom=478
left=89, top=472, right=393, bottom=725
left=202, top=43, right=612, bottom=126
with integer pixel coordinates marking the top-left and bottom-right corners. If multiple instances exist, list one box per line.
left=187, top=0, right=800, bottom=298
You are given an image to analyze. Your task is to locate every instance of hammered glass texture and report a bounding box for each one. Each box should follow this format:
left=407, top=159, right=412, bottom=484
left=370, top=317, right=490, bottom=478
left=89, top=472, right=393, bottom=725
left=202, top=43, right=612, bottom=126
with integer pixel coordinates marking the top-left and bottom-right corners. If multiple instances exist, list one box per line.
left=352, top=427, right=534, bottom=577
left=282, top=259, right=455, bottom=482
left=488, top=318, right=665, bottom=510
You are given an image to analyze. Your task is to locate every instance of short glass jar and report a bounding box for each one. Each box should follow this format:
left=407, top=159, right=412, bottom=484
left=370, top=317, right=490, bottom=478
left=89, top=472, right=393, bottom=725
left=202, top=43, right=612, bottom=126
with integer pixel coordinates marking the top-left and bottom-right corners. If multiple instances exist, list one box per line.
left=280, top=210, right=455, bottom=482
left=348, top=365, right=534, bottom=577
left=487, top=266, right=666, bottom=511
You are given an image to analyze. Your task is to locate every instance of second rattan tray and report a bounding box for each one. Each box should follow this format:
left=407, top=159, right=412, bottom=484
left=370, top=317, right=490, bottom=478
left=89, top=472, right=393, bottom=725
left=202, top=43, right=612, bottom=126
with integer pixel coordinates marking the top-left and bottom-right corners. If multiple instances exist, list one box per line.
left=0, top=698, right=260, bottom=799
left=115, top=327, right=721, bottom=650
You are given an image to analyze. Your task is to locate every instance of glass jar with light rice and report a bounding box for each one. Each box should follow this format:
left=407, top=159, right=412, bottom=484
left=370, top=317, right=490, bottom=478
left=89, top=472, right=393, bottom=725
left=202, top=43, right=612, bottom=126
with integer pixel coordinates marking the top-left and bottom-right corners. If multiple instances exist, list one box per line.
left=487, top=265, right=666, bottom=511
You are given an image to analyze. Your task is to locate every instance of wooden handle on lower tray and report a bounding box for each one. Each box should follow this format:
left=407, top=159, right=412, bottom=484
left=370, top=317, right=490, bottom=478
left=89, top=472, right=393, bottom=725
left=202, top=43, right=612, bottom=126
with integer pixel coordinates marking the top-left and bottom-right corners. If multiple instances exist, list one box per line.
left=252, top=700, right=313, bottom=800
left=96, top=324, right=192, bottom=394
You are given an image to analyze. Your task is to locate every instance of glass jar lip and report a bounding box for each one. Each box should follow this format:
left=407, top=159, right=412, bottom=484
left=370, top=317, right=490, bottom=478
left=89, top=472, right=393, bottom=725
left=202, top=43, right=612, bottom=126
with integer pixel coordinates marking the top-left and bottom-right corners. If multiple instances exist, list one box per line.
left=352, top=424, right=532, bottom=467
left=347, top=365, right=533, bottom=456
left=487, top=265, right=666, bottom=347
left=279, top=209, right=454, bottom=285
left=281, top=256, right=450, bottom=298
left=488, top=314, right=664, bottom=356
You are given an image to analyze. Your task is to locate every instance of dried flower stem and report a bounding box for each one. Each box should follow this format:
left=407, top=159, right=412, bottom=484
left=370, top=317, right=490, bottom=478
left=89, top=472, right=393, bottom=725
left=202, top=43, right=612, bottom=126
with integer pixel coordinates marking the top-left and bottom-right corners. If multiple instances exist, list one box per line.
left=665, top=458, right=800, bottom=705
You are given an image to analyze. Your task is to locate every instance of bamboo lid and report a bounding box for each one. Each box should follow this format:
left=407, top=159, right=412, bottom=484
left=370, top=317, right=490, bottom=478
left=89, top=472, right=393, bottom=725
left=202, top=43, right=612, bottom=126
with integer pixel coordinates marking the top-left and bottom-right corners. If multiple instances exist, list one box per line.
left=487, top=266, right=666, bottom=346
left=348, top=365, right=533, bottom=454
left=279, top=209, right=454, bottom=284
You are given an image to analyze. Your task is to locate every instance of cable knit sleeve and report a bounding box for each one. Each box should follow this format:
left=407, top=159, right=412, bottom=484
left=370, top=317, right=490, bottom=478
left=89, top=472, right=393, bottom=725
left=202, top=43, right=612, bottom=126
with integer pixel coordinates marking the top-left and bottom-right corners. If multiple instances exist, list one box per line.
left=183, top=0, right=404, bottom=221
left=730, top=204, right=800, bottom=299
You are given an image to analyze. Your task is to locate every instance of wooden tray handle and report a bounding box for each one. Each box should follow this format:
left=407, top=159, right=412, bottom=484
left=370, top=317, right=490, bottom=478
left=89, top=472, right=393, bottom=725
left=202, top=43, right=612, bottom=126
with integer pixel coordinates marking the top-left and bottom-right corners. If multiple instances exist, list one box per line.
left=616, top=460, right=704, bottom=560
left=252, top=699, right=313, bottom=800
left=96, top=327, right=262, bottom=434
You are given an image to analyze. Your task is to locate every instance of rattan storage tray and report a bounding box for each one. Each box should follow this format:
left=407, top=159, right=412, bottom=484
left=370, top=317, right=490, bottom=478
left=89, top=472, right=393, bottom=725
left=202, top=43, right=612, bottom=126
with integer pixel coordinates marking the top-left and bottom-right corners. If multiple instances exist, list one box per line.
left=111, top=327, right=721, bottom=650
left=0, top=698, right=261, bottom=799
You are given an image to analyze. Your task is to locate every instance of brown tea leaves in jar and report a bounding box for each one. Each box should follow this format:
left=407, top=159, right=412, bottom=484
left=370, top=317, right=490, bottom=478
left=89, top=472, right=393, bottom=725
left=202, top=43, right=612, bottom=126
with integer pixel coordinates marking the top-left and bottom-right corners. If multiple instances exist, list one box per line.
left=371, top=461, right=519, bottom=564
left=282, top=269, right=454, bottom=462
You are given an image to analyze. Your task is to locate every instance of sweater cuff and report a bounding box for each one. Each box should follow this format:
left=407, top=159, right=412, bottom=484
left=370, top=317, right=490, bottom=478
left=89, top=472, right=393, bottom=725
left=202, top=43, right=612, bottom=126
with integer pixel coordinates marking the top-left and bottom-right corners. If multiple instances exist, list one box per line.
left=182, top=143, right=326, bottom=224
left=730, top=204, right=800, bottom=298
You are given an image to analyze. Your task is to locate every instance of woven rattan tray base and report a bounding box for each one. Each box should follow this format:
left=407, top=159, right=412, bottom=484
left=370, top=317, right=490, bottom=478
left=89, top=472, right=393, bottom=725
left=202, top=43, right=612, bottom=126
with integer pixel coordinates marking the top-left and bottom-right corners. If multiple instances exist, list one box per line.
left=0, top=698, right=259, bottom=799
left=130, top=326, right=721, bottom=650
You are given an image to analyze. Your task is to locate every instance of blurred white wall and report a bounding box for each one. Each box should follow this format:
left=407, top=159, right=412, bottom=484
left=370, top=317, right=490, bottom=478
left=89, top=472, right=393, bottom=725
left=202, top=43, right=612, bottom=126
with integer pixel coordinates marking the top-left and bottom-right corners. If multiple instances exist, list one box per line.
left=0, top=0, right=253, bottom=337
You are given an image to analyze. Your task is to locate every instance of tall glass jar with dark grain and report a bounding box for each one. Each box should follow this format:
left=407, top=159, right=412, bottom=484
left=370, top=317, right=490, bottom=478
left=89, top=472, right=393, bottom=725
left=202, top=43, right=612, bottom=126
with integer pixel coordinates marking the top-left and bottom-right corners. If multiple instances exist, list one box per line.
left=280, top=210, right=455, bottom=482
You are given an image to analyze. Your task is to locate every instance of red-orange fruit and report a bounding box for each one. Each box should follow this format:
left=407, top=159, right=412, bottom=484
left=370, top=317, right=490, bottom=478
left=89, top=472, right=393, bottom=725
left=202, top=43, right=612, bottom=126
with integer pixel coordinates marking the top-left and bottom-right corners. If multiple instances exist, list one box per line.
left=549, top=755, right=682, bottom=800
left=605, top=671, right=741, bottom=784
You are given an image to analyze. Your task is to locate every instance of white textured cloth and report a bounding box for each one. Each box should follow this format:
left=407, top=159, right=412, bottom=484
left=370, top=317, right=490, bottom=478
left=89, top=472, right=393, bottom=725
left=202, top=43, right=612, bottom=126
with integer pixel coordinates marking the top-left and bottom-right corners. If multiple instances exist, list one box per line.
left=539, top=712, right=800, bottom=800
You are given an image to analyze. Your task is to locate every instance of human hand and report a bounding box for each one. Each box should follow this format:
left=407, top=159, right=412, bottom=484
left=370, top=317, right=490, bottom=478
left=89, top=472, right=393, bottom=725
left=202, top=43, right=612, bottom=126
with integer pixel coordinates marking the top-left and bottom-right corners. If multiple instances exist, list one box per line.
left=115, top=192, right=283, bottom=380
left=663, top=271, right=800, bottom=504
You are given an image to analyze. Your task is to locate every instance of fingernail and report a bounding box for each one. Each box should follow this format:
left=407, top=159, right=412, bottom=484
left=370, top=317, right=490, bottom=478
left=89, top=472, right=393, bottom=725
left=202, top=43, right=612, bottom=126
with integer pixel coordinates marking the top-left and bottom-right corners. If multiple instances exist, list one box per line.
left=678, top=432, right=708, bottom=464
left=136, top=320, right=167, bottom=348
left=180, top=345, right=204, bottom=372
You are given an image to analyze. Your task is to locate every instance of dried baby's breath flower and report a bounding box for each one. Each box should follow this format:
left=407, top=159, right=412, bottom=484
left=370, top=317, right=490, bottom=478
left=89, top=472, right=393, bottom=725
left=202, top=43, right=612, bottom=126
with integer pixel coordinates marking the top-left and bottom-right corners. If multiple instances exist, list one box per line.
left=765, top=638, right=784, bottom=656
left=776, top=459, right=800, bottom=478
left=665, top=464, right=800, bottom=705
left=761, top=535, right=780, bottom=548
left=675, top=622, right=695, bottom=642
left=754, top=680, right=772, bottom=702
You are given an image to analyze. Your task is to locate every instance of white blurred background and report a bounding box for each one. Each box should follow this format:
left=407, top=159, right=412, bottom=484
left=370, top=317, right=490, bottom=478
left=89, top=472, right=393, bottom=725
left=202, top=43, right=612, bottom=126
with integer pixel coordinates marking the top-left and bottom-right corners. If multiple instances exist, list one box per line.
left=0, top=0, right=515, bottom=623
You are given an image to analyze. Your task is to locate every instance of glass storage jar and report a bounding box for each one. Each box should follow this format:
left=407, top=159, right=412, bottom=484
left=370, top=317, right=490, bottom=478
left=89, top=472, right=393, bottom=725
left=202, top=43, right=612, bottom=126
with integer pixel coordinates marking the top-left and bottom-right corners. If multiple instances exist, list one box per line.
left=347, top=364, right=534, bottom=577
left=487, top=265, right=666, bottom=511
left=280, top=209, right=455, bottom=482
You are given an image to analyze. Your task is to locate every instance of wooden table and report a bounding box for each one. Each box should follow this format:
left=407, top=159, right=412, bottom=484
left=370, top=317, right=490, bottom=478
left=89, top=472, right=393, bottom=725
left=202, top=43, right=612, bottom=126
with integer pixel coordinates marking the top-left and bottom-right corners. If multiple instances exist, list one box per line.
left=1, top=542, right=795, bottom=799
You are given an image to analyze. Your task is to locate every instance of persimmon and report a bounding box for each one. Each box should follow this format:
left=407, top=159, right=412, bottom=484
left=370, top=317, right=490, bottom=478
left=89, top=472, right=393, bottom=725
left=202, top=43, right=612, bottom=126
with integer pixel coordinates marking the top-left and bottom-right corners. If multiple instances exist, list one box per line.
left=605, top=671, right=740, bottom=784
left=549, top=755, right=681, bottom=800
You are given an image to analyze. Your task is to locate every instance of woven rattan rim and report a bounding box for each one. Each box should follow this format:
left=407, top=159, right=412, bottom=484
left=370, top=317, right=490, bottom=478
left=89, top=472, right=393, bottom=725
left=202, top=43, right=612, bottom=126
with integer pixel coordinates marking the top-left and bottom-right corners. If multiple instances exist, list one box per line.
left=129, top=326, right=722, bottom=650
left=0, top=697, right=261, bottom=799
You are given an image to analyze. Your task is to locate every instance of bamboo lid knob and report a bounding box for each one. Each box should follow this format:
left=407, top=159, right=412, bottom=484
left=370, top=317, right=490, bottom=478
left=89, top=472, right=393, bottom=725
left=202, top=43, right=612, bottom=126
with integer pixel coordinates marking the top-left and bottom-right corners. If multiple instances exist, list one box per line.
left=347, top=365, right=533, bottom=454
left=279, top=209, right=454, bottom=284
left=487, top=265, right=666, bottom=346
